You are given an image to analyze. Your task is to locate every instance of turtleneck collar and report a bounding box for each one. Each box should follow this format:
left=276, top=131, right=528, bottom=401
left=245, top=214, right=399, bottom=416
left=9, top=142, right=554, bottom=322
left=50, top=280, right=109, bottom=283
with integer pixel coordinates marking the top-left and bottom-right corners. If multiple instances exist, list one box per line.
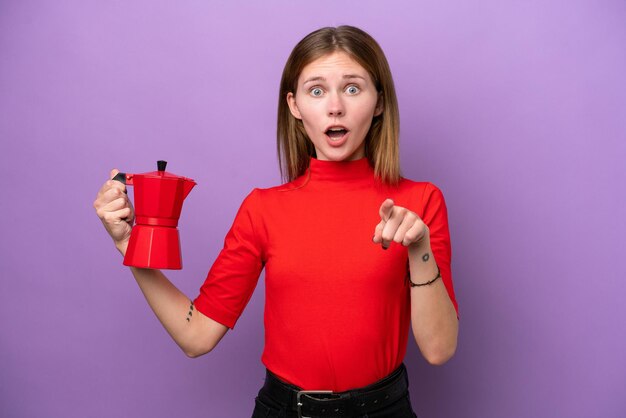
left=308, top=156, right=374, bottom=183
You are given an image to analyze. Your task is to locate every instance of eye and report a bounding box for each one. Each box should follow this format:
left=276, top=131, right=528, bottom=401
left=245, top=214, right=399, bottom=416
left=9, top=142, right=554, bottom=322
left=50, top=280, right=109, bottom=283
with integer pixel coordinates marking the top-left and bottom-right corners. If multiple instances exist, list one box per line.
left=346, top=85, right=360, bottom=95
left=310, top=87, right=323, bottom=97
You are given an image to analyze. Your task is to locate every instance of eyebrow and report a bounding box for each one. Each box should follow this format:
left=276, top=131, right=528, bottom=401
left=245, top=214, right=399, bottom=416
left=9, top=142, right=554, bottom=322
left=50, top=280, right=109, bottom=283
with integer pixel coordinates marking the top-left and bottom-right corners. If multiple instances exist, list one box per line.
left=303, top=74, right=367, bottom=85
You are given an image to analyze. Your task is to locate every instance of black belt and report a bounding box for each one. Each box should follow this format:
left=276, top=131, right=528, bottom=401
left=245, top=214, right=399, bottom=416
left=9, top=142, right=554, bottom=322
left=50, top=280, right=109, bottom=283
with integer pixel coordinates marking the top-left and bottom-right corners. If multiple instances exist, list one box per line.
left=261, top=363, right=409, bottom=418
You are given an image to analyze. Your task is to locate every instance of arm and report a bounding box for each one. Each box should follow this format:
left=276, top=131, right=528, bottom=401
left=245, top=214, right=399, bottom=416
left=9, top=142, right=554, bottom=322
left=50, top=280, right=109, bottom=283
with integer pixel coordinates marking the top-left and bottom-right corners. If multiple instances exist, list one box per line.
left=127, top=263, right=228, bottom=358
left=94, top=170, right=228, bottom=357
left=407, top=238, right=458, bottom=365
left=122, top=237, right=228, bottom=357
left=373, top=185, right=459, bottom=365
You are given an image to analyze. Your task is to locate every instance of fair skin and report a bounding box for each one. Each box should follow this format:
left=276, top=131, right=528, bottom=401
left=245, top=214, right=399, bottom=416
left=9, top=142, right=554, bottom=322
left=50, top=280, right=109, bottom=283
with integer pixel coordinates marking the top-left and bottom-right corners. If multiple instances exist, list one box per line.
left=94, top=50, right=457, bottom=364
left=93, top=173, right=228, bottom=358
left=286, top=51, right=382, bottom=161
left=375, top=200, right=459, bottom=365
left=288, top=51, right=458, bottom=364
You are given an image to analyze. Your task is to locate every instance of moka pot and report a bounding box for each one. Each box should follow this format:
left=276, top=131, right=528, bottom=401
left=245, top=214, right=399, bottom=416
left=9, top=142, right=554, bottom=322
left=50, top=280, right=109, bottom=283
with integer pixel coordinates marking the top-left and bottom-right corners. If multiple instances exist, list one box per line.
left=112, top=160, right=196, bottom=269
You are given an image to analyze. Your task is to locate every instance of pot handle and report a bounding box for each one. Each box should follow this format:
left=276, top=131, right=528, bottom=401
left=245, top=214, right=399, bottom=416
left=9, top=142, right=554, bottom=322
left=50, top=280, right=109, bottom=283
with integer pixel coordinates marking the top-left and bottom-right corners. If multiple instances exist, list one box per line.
left=111, top=172, right=128, bottom=194
left=112, top=172, right=126, bottom=184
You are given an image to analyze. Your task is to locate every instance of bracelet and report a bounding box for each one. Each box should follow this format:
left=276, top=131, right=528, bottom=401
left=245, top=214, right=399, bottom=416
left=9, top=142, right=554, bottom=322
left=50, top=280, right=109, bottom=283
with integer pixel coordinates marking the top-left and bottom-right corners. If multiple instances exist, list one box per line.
left=409, top=265, right=441, bottom=287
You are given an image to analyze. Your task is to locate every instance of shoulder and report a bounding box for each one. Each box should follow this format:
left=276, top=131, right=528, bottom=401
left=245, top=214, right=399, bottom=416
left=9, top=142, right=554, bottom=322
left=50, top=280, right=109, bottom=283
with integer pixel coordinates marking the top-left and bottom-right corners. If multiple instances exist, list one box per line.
left=396, top=177, right=445, bottom=201
left=393, top=178, right=448, bottom=221
left=238, top=177, right=303, bottom=211
left=245, top=175, right=309, bottom=199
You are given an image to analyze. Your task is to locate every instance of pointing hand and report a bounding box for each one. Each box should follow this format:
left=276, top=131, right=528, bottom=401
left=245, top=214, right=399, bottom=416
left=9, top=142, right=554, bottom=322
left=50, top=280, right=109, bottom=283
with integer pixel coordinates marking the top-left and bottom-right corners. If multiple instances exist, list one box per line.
left=372, top=198, right=429, bottom=250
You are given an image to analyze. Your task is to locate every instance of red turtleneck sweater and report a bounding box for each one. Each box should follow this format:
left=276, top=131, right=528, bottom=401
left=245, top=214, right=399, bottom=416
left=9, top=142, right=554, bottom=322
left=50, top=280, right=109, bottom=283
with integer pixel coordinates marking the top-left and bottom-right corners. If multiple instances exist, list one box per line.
left=194, top=157, right=458, bottom=391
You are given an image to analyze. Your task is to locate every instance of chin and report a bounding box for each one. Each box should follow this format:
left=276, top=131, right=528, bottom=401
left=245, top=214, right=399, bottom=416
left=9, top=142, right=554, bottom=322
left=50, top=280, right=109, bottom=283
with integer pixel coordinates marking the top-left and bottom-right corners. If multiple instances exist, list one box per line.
left=319, top=149, right=362, bottom=162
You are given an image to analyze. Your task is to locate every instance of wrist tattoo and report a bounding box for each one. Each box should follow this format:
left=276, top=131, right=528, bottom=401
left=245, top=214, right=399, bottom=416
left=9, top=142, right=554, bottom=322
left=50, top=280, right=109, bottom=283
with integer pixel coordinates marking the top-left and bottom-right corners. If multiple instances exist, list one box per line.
left=186, top=301, right=194, bottom=322
left=422, top=253, right=430, bottom=262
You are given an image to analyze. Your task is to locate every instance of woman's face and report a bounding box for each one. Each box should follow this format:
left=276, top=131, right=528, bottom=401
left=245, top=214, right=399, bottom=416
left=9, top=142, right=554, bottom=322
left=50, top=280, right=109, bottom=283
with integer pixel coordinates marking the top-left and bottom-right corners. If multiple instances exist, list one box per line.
left=287, top=51, right=383, bottom=161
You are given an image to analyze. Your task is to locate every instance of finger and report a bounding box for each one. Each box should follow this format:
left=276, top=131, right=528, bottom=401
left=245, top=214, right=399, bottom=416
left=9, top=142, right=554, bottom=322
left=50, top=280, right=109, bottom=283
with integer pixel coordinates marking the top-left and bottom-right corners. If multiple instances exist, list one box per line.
left=95, top=179, right=114, bottom=199
left=379, top=198, right=395, bottom=222
left=96, top=186, right=127, bottom=209
left=96, top=195, right=129, bottom=220
left=372, top=220, right=385, bottom=244
left=108, top=168, right=128, bottom=194
left=114, top=207, right=132, bottom=223
left=103, top=196, right=129, bottom=212
left=106, top=178, right=127, bottom=195
left=380, top=206, right=408, bottom=249
left=393, top=214, right=416, bottom=246
left=98, top=187, right=132, bottom=215
left=101, top=207, right=132, bottom=225
left=95, top=173, right=126, bottom=200
left=402, top=221, right=428, bottom=247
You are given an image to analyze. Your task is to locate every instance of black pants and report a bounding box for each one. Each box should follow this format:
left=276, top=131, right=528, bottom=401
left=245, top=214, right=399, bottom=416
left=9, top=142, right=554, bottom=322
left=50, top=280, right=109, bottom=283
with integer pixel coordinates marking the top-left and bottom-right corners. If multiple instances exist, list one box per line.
left=251, top=364, right=418, bottom=418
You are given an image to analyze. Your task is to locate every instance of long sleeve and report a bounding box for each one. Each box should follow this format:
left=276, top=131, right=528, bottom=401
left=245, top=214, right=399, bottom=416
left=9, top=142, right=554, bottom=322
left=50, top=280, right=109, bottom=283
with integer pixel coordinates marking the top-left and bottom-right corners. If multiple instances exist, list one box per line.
left=193, top=188, right=266, bottom=329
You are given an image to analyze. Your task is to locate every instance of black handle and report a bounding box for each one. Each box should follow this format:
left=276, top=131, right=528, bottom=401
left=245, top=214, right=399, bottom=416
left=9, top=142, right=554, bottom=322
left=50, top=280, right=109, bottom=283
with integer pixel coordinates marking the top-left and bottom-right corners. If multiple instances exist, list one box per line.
left=157, top=160, right=167, bottom=172
left=111, top=172, right=128, bottom=194
left=112, top=172, right=126, bottom=185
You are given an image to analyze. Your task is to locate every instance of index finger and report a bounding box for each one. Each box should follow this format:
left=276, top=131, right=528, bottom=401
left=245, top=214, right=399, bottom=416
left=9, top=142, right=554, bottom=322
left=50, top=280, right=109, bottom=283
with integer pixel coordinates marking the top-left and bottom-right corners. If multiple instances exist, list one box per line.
left=102, top=169, right=127, bottom=194
left=379, top=198, right=395, bottom=222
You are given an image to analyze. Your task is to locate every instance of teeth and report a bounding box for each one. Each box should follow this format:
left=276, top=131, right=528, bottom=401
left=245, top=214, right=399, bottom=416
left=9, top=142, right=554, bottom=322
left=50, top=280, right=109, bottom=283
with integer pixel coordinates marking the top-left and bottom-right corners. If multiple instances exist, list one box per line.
left=327, top=130, right=346, bottom=141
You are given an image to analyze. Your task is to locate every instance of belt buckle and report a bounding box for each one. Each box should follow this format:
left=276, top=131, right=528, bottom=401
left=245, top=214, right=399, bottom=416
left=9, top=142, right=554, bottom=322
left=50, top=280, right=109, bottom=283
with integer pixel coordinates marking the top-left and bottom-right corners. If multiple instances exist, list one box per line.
left=296, top=390, right=334, bottom=418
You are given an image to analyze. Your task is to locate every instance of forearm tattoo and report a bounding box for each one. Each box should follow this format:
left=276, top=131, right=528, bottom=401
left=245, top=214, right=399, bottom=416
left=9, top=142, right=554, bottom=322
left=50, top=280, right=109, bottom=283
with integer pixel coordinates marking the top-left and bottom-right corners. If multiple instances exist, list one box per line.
left=406, top=251, right=441, bottom=287
left=186, top=301, right=194, bottom=322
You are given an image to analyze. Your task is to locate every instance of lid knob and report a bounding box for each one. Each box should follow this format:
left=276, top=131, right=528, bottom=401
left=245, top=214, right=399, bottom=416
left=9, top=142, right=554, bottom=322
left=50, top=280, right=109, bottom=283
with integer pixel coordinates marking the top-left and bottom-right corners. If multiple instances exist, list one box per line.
left=157, top=160, right=167, bottom=172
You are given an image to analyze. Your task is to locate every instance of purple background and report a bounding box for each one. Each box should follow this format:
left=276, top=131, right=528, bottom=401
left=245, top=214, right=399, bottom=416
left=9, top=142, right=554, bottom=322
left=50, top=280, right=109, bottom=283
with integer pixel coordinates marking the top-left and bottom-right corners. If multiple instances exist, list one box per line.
left=1, top=1, right=624, bottom=417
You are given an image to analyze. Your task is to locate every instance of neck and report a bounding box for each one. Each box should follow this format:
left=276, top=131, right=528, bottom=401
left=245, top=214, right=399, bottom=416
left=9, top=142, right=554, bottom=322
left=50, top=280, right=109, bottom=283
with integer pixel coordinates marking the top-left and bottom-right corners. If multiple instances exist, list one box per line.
left=307, top=156, right=374, bottom=183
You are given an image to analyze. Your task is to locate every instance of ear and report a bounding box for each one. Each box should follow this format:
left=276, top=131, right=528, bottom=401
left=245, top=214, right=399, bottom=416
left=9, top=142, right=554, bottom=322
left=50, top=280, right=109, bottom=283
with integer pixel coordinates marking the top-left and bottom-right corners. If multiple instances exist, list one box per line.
left=374, top=92, right=384, bottom=117
left=286, top=92, right=302, bottom=120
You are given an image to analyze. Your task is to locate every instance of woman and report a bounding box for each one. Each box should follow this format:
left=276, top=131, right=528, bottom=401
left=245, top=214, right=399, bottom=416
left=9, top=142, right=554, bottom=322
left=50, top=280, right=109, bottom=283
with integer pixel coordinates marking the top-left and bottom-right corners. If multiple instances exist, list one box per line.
left=94, top=25, right=459, bottom=418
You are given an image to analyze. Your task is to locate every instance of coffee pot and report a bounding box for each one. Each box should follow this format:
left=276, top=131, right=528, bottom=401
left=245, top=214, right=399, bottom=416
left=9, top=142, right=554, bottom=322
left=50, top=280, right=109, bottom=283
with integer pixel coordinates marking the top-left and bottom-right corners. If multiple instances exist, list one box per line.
left=113, top=160, right=196, bottom=269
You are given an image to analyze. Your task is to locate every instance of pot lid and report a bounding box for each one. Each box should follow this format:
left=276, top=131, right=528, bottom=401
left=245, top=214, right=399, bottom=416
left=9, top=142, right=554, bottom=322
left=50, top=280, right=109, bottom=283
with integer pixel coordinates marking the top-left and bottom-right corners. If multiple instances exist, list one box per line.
left=132, top=160, right=194, bottom=181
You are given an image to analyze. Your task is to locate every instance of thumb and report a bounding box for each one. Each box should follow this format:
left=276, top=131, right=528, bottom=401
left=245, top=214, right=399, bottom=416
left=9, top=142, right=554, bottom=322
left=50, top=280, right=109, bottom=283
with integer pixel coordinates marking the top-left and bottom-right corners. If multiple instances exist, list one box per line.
left=379, top=198, right=395, bottom=222
left=110, top=168, right=120, bottom=179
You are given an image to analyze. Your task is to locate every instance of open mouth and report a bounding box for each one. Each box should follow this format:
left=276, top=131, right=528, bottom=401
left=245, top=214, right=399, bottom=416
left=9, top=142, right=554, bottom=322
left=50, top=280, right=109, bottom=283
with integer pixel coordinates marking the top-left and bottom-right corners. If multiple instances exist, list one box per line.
left=325, top=127, right=349, bottom=141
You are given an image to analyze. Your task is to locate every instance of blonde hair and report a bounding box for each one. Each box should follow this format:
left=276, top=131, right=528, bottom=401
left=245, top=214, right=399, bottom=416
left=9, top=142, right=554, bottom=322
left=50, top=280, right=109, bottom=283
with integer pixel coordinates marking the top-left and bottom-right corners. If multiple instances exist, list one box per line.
left=277, top=25, right=401, bottom=186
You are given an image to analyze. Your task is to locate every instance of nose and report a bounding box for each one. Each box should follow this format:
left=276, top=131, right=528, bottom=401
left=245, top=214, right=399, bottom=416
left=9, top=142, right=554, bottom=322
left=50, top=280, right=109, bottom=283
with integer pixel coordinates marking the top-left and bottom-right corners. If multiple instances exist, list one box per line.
left=327, top=92, right=344, bottom=117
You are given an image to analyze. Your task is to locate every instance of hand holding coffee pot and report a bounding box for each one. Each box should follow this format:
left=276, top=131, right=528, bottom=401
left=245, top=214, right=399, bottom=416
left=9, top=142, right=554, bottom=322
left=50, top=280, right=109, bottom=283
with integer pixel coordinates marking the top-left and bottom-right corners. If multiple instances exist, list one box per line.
left=94, top=161, right=196, bottom=269
left=94, top=169, right=135, bottom=254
